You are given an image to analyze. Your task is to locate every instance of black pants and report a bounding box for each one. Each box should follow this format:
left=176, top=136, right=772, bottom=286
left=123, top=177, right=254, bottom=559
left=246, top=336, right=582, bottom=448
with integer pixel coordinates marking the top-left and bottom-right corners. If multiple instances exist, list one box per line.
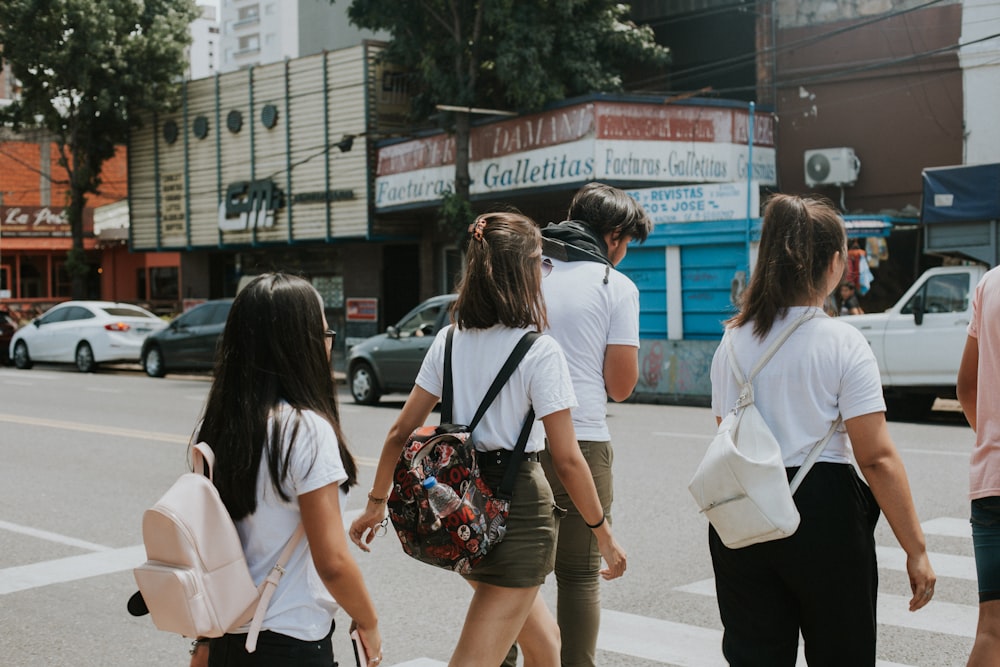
left=708, top=463, right=881, bottom=667
left=208, top=621, right=336, bottom=667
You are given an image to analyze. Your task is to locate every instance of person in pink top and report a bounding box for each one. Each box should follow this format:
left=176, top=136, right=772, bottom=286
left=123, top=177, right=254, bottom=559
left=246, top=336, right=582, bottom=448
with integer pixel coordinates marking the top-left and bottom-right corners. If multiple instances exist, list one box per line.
left=957, top=265, right=1000, bottom=666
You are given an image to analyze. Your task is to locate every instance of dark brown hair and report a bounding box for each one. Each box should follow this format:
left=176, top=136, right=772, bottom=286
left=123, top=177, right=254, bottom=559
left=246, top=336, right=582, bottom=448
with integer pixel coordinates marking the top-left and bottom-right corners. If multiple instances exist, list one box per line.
left=730, top=194, right=846, bottom=339
left=567, top=182, right=653, bottom=243
left=452, top=211, right=548, bottom=330
left=196, top=273, right=357, bottom=521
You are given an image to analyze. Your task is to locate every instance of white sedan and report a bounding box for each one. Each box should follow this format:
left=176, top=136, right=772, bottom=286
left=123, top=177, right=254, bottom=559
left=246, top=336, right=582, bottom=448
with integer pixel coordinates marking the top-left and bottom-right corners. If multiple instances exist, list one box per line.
left=9, top=301, right=168, bottom=372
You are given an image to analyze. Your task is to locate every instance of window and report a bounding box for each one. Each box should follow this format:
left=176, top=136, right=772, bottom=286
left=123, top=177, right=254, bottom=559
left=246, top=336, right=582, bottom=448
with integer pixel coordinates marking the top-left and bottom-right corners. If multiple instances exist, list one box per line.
left=902, top=273, right=970, bottom=315
left=63, top=306, right=96, bottom=322
left=52, top=262, right=71, bottom=297
left=150, top=267, right=179, bottom=301
left=238, top=34, right=260, bottom=52
left=177, top=303, right=213, bottom=327
left=396, top=303, right=444, bottom=338
left=102, top=306, right=158, bottom=319
left=238, top=4, right=259, bottom=20
left=38, top=306, right=70, bottom=325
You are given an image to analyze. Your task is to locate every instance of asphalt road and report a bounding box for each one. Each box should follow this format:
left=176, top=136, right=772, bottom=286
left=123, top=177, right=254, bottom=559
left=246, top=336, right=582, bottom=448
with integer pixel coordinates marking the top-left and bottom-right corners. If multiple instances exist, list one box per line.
left=0, top=364, right=978, bottom=666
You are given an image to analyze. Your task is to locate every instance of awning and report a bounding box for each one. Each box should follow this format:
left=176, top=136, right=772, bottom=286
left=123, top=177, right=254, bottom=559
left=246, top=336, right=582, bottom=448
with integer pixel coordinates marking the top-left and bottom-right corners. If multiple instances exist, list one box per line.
left=922, top=163, right=1000, bottom=223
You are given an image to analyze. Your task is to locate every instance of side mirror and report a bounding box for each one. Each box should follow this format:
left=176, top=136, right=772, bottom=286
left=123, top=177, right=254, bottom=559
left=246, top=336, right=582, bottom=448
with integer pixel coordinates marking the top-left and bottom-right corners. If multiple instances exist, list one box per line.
left=911, top=296, right=924, bottom=326
left=386, top=325, right=399, bottom=339
left=33, top=320, right=41, bottom=328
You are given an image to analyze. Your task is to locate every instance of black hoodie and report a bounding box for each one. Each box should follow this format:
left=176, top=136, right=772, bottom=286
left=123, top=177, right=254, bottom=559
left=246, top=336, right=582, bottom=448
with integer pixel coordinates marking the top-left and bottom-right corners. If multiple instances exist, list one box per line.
left=540, top=220, right=613, bottom=283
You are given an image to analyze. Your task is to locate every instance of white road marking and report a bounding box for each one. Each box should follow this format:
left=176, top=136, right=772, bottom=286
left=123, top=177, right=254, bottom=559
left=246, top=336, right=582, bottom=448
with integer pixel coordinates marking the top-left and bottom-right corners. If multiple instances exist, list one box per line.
left=876, top=545, right=976, bottom=581
left=677, top=577, right=976, bottom=639
left=0, top=520, right=110, bottom=552
left=923, top=517, right=972, bottom=539
left=599, top=608, right=910, bottom=666
left=0, top=546, right=146, bottom=595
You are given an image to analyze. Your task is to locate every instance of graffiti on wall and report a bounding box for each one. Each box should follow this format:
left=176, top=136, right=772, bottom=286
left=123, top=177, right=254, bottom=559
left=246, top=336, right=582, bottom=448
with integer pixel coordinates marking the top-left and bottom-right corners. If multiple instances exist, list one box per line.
left=636, top=339, right=719, bottom=399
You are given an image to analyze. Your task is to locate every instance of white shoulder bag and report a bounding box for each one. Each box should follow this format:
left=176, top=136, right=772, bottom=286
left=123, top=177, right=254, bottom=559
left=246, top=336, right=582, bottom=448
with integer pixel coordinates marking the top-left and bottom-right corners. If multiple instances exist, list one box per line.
left=688, top=310, right=842, bottom=549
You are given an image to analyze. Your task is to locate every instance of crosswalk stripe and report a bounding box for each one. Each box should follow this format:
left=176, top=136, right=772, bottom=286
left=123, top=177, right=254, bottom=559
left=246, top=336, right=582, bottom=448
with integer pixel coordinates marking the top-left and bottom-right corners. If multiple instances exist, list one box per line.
left=384, top=612, right=912, bottom=667
left=876, top=545, right=977, bottom=581
left=598, top=608, right=726, bottom=666
left=677, top=577, right=976, bottom=639
left=0, top=519, right=111, bottom=552
left=0, top=545, right=146, bottom=595
left=922, top=517, right=972, bottom=539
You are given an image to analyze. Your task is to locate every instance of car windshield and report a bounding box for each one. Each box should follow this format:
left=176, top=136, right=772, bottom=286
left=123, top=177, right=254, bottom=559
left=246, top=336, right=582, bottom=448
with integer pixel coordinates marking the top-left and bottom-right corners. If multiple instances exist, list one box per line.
left=102, top=306, right=157, bottom=319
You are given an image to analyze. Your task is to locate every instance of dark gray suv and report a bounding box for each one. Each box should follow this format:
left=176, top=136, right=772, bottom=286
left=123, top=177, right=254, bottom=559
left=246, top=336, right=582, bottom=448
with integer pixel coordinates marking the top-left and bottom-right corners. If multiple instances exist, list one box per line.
left=140, top=299, right=233, bottom=377
left=346, top=294, right=457, bottom=404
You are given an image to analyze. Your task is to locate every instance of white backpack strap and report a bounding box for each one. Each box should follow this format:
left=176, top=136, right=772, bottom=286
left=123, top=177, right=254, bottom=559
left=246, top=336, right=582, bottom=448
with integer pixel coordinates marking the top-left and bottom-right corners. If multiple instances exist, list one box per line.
left=191, top=442, right=215, bottom=482
left=725, top=309, right=818, bottom=411
left=244, top=523, right=306, bottom=653
left=789, top=416, right=843, bottom=494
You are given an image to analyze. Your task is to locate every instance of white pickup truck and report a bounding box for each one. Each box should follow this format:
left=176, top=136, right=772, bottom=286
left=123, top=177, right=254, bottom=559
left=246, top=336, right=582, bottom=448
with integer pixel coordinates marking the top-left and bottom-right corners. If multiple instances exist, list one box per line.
left=839, top=263, right=987, bottom=419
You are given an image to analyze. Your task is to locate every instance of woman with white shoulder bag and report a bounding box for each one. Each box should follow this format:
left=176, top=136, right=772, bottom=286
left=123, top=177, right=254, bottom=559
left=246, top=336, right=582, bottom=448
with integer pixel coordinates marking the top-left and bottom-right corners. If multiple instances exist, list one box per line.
left=706, top=194, right=935, bottom=666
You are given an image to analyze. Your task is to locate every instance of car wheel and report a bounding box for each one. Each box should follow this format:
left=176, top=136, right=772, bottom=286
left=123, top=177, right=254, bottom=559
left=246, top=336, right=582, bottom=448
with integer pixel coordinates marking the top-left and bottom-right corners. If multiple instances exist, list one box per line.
left=144, top=345, right=167, bottom=378
left=12, top=341, right=32, bottom=369
left=350, top=362, right=382, bottom=405
left=75, top=342, right=96, bottom=373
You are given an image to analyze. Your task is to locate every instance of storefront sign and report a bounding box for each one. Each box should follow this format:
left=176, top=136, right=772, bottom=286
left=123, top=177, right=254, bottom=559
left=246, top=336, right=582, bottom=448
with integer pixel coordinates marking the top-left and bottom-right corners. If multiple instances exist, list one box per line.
left=374, top=101, right=777, bottom=210
left=218, top=179, right=284, bottom=231
left=628, top=182, right=760, bottom=223
left=0, top=206, right=94, bottom=237
left=161, top=172, right=186, bottom=234
left=346, top=298, right=378, bottom=321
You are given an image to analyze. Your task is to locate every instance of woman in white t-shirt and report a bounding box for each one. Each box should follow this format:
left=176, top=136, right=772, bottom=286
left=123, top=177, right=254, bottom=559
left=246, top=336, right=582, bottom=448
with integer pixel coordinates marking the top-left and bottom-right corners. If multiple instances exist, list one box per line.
left=708, top=195, right=935, bottom=666
left=190, top=274, right=382, bottom=667
left=350, top=211, right=626, bottom=667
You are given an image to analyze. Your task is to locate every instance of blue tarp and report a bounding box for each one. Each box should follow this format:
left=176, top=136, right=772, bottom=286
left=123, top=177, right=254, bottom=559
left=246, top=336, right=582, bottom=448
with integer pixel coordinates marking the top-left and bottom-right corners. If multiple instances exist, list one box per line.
left=922, top=163, right=1000, bottom=224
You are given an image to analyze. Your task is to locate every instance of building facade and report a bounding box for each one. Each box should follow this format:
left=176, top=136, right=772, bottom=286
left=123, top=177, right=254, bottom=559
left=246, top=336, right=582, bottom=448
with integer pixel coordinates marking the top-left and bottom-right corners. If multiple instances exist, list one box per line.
left=218, top=0, right=387, bottom=73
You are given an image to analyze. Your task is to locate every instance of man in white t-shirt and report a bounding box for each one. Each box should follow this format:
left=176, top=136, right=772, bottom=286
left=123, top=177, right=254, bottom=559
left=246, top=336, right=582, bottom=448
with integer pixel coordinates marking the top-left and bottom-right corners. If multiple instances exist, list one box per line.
left=528, top=182, right=650, bottom=667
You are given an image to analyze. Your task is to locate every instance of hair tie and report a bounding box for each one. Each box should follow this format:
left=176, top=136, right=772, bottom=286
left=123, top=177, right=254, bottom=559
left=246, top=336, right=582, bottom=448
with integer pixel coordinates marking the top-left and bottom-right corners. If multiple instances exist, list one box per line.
left=469, top=217, right=487, bottom=242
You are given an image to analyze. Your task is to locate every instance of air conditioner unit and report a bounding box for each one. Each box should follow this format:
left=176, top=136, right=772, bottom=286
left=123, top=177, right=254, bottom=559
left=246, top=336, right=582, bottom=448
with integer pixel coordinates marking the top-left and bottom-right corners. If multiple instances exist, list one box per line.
left=804, top=147, right=861, bottom=187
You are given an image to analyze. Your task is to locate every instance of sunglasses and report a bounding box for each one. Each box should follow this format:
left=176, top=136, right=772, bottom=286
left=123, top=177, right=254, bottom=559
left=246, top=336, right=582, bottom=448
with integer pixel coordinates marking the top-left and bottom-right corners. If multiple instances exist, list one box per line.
left=324, top=329, right=337, bottom=342
left=541, top=257, right=553, bottom=278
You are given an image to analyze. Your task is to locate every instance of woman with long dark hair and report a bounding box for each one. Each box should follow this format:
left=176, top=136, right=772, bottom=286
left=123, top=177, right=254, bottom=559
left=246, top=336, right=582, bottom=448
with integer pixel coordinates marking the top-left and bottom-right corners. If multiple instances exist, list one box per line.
left=192, top=273, right=381, bottom=667
left=708, top=194, right=935, bottom=665
left=350, top=212, right=626, bottom=667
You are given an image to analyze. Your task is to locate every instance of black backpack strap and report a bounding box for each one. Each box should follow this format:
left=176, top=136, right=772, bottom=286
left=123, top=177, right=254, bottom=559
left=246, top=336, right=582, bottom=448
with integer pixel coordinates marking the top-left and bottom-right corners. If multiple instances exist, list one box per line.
left=468, top=331, right=540, bottom=432
left=442, top=329, right=541, bottom=499
left=496, top=407, right=535, bottom=500
left=441, top=326, right=455, bottom=425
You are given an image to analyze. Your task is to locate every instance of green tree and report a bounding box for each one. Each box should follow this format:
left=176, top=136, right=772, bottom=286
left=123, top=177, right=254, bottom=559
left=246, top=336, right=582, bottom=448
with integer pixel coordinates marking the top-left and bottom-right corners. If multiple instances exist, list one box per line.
left=347, top=0, right=670, bottom=241
left=0, top=0, right=198, bottom=298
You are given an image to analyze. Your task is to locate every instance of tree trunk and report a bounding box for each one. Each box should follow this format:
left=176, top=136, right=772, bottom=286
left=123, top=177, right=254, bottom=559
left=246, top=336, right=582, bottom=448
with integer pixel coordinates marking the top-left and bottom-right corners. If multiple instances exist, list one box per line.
left=454, top=110, right=471, bottom=211
left=66, top=184, right=89, bottom=300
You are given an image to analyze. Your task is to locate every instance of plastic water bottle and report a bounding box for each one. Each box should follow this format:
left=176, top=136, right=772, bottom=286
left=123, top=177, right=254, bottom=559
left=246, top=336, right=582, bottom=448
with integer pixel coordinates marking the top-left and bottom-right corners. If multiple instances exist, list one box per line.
left=423, top=476, right=462, bottom=524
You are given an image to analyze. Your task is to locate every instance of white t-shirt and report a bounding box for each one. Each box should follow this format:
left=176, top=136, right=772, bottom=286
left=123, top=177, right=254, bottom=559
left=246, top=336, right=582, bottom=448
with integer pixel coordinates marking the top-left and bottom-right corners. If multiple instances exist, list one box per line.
left=235, top=403, right=348, bottom=641
left=541, top=257, right=640, bottom=440
left=710, top=306, right=885, bottom=466
left=416, top=324, right=577, bottom=452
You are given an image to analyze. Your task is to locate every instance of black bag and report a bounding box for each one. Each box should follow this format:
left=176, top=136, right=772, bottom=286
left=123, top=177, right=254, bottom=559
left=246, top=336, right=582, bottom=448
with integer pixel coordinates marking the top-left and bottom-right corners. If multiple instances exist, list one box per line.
left=387, top=328, right=538, bottom=573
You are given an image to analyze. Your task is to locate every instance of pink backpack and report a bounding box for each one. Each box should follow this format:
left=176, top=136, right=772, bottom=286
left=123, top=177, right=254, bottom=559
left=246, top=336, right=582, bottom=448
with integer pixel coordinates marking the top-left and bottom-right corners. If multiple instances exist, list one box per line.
left=132, top=442, right=303, bottom=652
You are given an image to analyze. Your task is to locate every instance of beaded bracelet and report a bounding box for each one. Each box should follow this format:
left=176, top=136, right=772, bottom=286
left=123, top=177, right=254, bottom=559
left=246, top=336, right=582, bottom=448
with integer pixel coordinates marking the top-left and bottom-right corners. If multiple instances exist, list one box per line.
left=367, top=491, right=387, bottom=504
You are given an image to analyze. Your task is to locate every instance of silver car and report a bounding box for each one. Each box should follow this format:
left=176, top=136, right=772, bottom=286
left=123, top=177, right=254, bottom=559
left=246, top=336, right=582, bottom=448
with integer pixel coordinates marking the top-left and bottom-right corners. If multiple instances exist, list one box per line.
left=10, top=301, right=167, bottom=372
left=346, top=294, right=457, bottom=404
